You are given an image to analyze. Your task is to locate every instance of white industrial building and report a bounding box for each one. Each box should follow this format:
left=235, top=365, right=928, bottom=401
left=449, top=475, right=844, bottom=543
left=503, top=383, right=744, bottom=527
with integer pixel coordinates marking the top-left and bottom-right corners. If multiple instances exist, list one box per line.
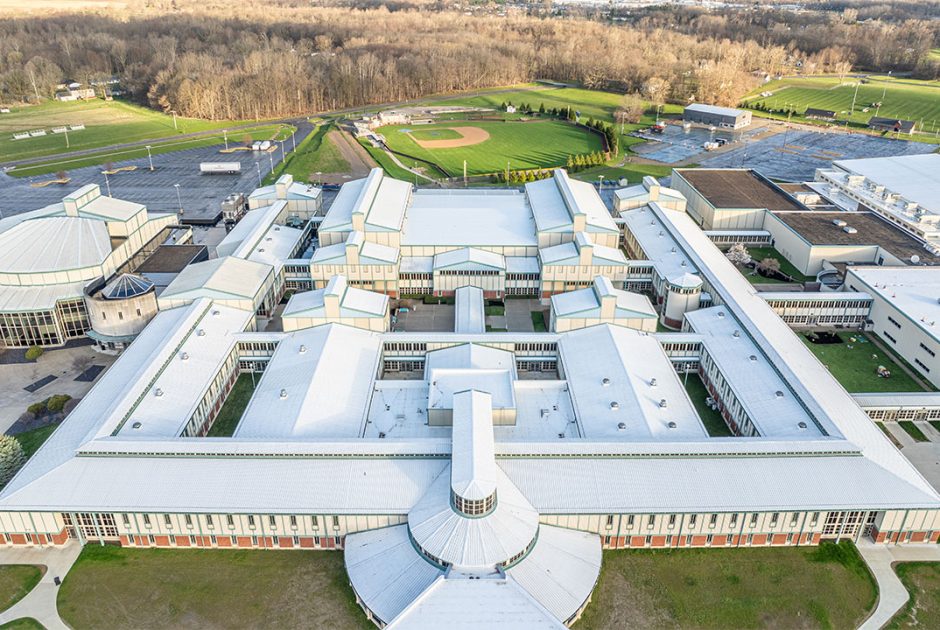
left=0, top=174, right=938, bottom=627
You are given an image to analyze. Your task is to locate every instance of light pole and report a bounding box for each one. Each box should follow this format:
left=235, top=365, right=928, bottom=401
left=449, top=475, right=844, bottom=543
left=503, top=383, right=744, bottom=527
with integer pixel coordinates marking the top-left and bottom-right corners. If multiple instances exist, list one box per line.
left=291, top=129, right=297, bottom=153
left=280, top=140, right=286, bottom=163
left=63, top=127, right=69, bottom=149
left=223, top=129, right=228, bottom=151
left=145, top=145, right=154, bottom=171
left=255, top=162, right=262, bottom=187
left=850, top=82, right=860, bottom=115
left=171, top=110, right=178, bottom=131
left=267, top=152, right=274, bottom=173
left=174, top=183, right=182, bottom=216
left=102, top=170, right=112, bottom=197
left=598, top=175, right=604, bottom=190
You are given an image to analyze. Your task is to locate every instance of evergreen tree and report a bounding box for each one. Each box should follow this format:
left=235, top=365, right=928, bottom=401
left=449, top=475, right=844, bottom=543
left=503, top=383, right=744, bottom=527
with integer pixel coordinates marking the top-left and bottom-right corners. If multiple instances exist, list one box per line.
left=539, top=103, right=545, bottom=114
left=0, top=436, right=26, bottom=488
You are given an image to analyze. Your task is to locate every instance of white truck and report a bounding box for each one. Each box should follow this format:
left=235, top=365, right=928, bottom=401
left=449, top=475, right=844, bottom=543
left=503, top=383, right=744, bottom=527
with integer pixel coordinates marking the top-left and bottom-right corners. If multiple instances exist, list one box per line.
left=200, top=162, right=241, bottom=175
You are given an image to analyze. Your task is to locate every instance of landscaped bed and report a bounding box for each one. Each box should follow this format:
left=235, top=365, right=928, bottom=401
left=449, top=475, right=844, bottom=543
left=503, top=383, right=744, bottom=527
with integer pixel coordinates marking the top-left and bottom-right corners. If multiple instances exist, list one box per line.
left=578, top=541, right=876, bottom=629
left=57, top=546, right=370, bottom=629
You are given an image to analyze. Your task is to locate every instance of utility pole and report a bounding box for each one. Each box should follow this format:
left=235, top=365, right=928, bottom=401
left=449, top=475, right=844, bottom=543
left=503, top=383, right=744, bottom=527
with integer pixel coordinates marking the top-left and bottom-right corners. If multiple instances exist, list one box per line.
left=223, top=129, right=228, bottom=150
left=63, top=127, right=69, bottom=149
left=174, top=183, right=182, bottom=216
left=102, top=170, right=111, bottom=197
left=146, top=145, right=154, bottom=171
left=172, top=110, right=178, bottom=131
left=850, top=82, right=860, bottom=115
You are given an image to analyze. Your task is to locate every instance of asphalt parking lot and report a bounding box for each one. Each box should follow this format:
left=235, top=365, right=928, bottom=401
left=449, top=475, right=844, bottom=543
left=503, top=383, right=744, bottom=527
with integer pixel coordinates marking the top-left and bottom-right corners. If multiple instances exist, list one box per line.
left=0, top=122, right=313, bottom=222
left=700, top=127, right=935, bottom=181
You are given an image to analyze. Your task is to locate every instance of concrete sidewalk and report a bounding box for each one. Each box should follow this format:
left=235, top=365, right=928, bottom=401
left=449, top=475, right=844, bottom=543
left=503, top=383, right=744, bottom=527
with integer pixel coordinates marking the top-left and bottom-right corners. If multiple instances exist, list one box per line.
left=857, top=540, right=940, bottom=629
left=0, top=542, right=82, bottom=629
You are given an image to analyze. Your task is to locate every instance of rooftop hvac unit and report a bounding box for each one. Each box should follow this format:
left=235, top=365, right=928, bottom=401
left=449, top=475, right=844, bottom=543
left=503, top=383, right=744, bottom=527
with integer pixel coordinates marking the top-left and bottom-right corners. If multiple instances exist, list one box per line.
left=843, top=226, right=857, bottom=234
left=832, top=219, right=847, bottom=227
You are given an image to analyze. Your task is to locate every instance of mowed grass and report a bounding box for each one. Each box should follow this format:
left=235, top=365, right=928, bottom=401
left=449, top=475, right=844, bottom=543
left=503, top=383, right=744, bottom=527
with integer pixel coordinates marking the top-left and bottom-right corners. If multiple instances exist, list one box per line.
left=579, top=542, right=876, bottom=629
left=265, top=123, right=350, bottom=184
left=206, top=374, right=256, bottom=437
left=57, top=545, right=370, bottom=629
left=745, top=76, right=940, bottom=134
left=801, top=332, right=926, bottom=393
left=0, top=565, right=43, bottom=612
left=380, top=120, right=604, bottom=176
left=408, top=128, right=462, bottom=141
left=9, top=124, right=293, bottom=178
left=0, top=99, right=241, bottom=163
left=683, top=375, right=733, bottom=437
left=0, top=618, right=43, bottom=630
left=887, top=562, right=940, bottom=628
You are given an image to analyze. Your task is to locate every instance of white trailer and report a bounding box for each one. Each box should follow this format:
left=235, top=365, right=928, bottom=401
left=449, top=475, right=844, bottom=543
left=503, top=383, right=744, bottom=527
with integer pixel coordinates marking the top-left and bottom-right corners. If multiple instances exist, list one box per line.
left=200, top=162, right=242, bottom=175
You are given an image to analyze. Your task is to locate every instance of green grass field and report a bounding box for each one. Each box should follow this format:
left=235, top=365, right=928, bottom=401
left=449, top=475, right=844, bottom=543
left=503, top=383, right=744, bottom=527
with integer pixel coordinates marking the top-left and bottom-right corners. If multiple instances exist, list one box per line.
left=801, top=332, right=927, bottom=393
left=409, top=128, right=463, bottom=141
left=0, top=99, right=245, bottom=163
left=683, top=375, right=733, bottom=437
left=379, top=119, right=604, bottom=176
left=745, top=76, right=940, bottom=135
left=57, top=546, right=370, bottom=629
left=206, top=374, right=257, bottom=437
left=579, top=541, right=876, bottom=629
left=10, top=123, right=293, bottom=178
left=264, top=123, right=350, bottom=185
left=0, top=618, right=43, bottom=630
left=888, top=562, right=940, bottom=628
left=0, top=566, right=42, bottom=613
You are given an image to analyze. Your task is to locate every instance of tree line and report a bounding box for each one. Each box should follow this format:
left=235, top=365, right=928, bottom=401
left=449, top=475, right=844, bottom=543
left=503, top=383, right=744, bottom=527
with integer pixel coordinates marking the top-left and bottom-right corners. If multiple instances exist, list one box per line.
left=0, top=0, right=900, bottom=119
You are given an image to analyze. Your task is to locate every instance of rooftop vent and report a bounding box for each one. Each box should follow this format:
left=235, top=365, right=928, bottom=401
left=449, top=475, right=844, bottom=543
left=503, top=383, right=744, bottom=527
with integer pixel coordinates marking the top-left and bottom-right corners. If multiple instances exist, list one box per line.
left=279, top=389, right=288, bottom=399
left=843, top=226, right=857, bottom=234
left=266, top=237, right=272, bottom=241
left=610, top=401, right=620, bottom=410
left=299, top=345, right=307, bottom=354
left=775, top=390, right=784, bottom=398
left=132, top=422, right=142, bottom=429
left=197, top=329, right=206, bottom=337
left=659, top=398, right=668, bottom=408
left=258, top=248, right=265, bottom=253
left=717, top=311, right=725, bottom=318
left=558, top=433, right=565, bottom=439
left=749, top=355, right=757, bottom=362
left=732, top=330, right=741, bottom=338
left=650, top=378, right=658, bottom=387
left=601, top=377, right=611, bottom=387
left=667, top=421, right=677, bottom=429
left=154, top=388, right=164, bottom=397
left=180, top=352, right=189, bottom=361
left=798, top=422, right=808, bottom=430
left=212, top=310, right=220, bottom=316
left=832, top=219, right=847, bottom=227
left=378, top=432, right=386, bottom=438
left=617, top=422, right=627, bottom=430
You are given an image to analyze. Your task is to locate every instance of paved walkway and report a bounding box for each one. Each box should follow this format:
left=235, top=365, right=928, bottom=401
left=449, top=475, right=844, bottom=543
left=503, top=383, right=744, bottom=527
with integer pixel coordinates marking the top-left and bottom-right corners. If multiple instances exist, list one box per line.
left=0, top=542, right=82, bottom=629
left=857, top=540, right=940, bottom=629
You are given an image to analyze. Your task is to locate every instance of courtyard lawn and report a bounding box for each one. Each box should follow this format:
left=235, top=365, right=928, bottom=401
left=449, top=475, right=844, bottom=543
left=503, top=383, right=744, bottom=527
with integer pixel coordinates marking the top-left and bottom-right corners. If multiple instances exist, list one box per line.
left=801, top=333, right=926, bottom=393
left=206, top=374, right=257, bottom=437
left=898, top=421, right=929, bottom=442
left=57, top=546, right=370, bottom=630
left=14, top=423, right=58, bottom=459
left=744, top=75, right=940, bottom=136
left=578, top=541, right=876, bottom=629
left=746, top=247, right=813, bottom=283
left=683, top=375, right=733, bottom=437
left=0, top=619, right=43, bottom=630
left=887, top=562, right=940, bottom=629
left=571, top=162, right=672, bottom=186
left=379, top=119, right=604, bottom=176
left=10, top=123, right=293, bottom=178
left=0, top=566, right=42, bottom=613
left=0, top=99, right=246, bottom=163
left=530, top=310, right=547, bottom=332
left=265, top=123, right=350, bottom=185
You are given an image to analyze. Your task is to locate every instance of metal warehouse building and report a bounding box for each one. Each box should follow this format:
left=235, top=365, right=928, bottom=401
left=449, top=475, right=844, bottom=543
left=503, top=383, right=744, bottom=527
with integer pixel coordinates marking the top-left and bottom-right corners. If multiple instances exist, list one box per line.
left=683, top=103, right=752, bottom=130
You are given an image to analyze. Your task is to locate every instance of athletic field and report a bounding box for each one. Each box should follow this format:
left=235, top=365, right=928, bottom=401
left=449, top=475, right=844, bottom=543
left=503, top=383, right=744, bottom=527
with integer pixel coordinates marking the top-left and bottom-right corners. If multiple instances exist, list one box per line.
left=378, top=119, right=605, bottom=176
left=0, top=99, right=238, bottom=163
left=745, top=76, right=940, bottom=134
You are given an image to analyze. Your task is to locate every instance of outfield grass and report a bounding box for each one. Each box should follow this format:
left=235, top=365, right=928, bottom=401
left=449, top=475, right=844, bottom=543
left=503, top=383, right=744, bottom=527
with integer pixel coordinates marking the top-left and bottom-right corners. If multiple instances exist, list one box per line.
left=580, top=541, right=875, bottom=629
left=745, top=75, right=940, bottom=135
left=206, top=374, right=257, bottom=437
left=380, top=119, right=604, bottom=176
left=264, top=123, right=350, bottom=184
left=683, top=375, right=733, bottom=437
left=0, top=566, right=42, bottom=613
left=10, top=124, right=293, bottom=178
left=57, top=546, right=370, bottom=629
left=801, top=333, right=926, bottom=393
left=887, top=562, right=940, bottom=629
left=0, top=99, right=246, bottom=163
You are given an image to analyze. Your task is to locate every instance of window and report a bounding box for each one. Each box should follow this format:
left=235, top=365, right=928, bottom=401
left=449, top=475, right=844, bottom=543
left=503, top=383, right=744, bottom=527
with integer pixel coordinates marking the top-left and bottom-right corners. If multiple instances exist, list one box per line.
left=709, top=514, right=718, bottom=528
left=185, top=514, right=193, bottom=527
left=290, top=515, right=297, bottom=528
left=689, top=514, right=697, bottom=527
left=770, top=512, right=779, bottom=526
left=121, top=514, right=130, bottom=526
left=332, top=515, right=340, bottom=529
left=647, top=515, right=655, bottom=529
left=118, top=312, right=124, bottom=321
left=750, top=513, right=758, bottom=527
left=247, top=515, right=255, bottom=527
left=730, top=513, right=738, bottom=527
left=790, top=513, right=799, bottom=527
left=605, top=515, right=614, bottom=529
left=164, top=514, right=172, bottom=527
left=668, top=514, right=677, bottom=527
left=884, top=330, right=897, bottom=344
left=269, top=515, right=277, bottom=528
left=143, top=514, right=151, bottom=527
left=311, top=515, right=319, bottom=529
left=626, top=515, right=635, bottom=528
left=226, top=515, right=234, bottom=528
left=920, top=342, right=936, bottom=357
left=887, top=316, right=901, bottom=329
left=915, top=358, right=931, bottom=373
left=206, top=515, right=214, bottom=528
left=810, top=512, right=820, bottom=526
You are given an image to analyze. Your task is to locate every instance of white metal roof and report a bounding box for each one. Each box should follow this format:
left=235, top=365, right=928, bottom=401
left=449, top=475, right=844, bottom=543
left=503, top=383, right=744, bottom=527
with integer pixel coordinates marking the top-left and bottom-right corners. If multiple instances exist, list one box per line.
left=320, top=168, right=410, bottom=233
left=426, top=344, right=517, bottom=411
left=0, top=282, right=87, bottom=313
left=526, top=170, right=617, bottom=234
left=311, top=232, right=399, bottom=265
left=248, top=181, right=321, bottom=201
left=433, top=248, right=505, bottom=271
left=282, top=275, right=388, bottom=319
left=852, top=392, right=940, bottom=409
left=236, top=324, right=383, bottom=439
left=621, top=204, right=699, bottom=282
left=559, top=325, right=706, bottom=440
left=450, top=390, right=498, bottom=502
left=402, top=189, right=536, bottom=248
left=216, top=202, right=284, bottom=258
left=0, top=216, right=113, bottom=273
left=846, top=266, right=940, bottom=343
left=551, top=276, right=656, bottom=319
left=538, top=233, right=627, bottom=266
left=159, top=257, right=273, bottom=304
left=685, top=103, right=748, bottom=118
left=833, top=154, right=940, bottom=216
left=454, top=286, right=485, bottom=334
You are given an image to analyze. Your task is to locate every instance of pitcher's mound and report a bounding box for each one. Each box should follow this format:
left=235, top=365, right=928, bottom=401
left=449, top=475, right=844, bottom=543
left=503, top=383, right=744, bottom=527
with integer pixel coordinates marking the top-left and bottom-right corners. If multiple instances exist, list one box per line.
left=409, top=126, right=490, bottom=149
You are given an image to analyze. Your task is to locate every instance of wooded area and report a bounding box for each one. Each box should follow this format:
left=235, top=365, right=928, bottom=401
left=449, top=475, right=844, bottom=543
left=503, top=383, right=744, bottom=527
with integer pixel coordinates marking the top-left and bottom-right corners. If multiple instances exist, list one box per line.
left=0, top=0, right=935, bottom=120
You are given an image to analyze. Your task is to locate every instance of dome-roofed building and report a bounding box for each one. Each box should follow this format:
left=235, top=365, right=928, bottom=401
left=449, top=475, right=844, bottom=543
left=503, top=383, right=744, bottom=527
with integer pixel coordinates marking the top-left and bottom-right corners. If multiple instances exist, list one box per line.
left=85, top=273, right=159, bottom=352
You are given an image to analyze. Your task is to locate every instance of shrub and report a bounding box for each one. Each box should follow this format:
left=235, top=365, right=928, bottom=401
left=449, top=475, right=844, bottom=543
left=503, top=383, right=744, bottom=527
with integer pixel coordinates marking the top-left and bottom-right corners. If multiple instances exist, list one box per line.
left=62, top=398, right=81, bottom=415
left=24, top=346, right=43, bottom=362
left=46, top=394, right=72, bottom=413
left=17, top=412, right=36, bottom=425
left=27, top=401, right=46, bottom=416
left=0, top=435, right=26, bottom=487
